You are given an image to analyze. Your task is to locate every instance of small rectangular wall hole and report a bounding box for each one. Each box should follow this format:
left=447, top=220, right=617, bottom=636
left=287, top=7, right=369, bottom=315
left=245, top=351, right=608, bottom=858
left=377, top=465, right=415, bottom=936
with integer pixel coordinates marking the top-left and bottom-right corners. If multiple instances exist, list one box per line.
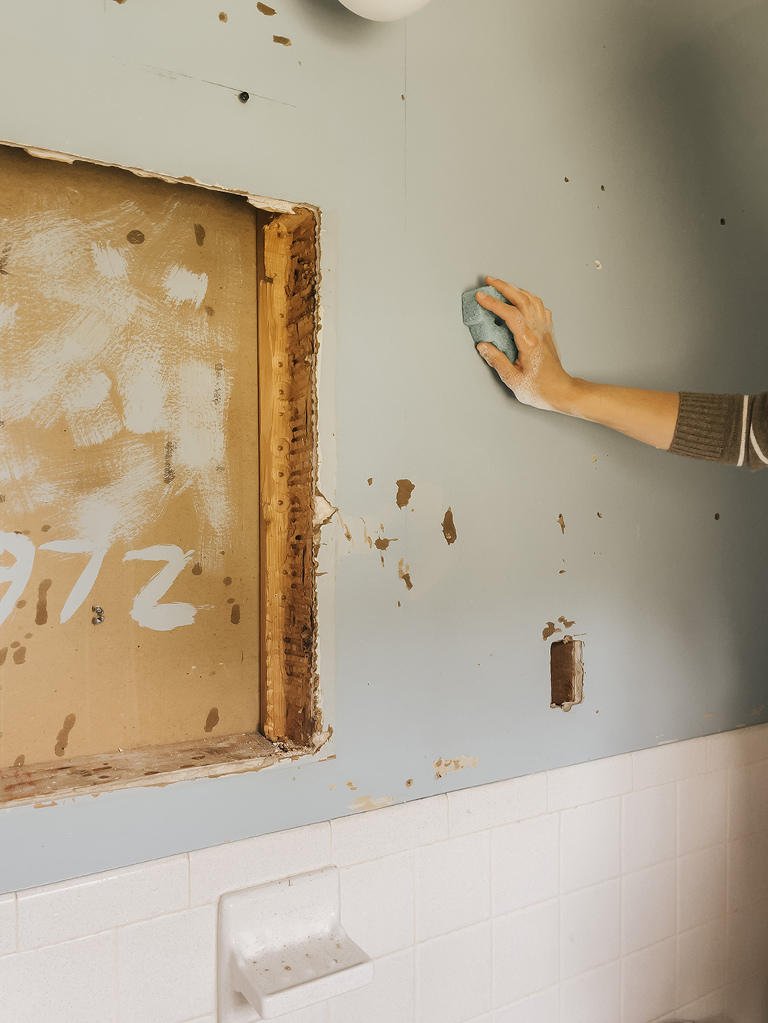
left=550, top=638, right=584, bottom=712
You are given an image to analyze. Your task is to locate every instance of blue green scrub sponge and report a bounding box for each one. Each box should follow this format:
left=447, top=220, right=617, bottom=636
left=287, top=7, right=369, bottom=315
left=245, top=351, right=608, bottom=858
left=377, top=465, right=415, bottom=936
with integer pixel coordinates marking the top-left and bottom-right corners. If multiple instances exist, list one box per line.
left=461, top=285, right=518, bottom=363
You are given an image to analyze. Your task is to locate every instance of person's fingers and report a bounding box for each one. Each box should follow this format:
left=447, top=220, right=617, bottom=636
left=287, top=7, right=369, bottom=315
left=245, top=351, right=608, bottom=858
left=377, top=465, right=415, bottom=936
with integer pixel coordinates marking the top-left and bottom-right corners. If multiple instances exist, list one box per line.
left=476, top=342, right=524, bottom=389
left=475, top=291, right=528, bottom=336
left=484, top=276, right=530, bottom=309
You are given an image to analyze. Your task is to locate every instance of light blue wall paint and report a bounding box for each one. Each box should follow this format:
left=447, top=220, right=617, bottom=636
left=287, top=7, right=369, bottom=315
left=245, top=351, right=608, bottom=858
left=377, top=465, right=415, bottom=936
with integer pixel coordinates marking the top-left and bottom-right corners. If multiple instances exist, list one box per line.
left=2, top=0, right=767, bottom=891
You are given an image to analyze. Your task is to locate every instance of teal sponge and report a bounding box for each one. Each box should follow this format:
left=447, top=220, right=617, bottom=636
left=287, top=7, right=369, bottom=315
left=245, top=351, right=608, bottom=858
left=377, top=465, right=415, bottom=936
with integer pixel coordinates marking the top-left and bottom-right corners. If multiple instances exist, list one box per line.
left=461, top=285, right=518, bottom=363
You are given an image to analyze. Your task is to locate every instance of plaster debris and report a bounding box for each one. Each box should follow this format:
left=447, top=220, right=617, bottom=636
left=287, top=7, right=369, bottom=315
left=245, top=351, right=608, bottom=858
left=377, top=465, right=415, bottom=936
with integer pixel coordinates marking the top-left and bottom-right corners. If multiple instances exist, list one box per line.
left=433, top=755, right=479, bottom=780
left=348, top=795, right=396, bottom=812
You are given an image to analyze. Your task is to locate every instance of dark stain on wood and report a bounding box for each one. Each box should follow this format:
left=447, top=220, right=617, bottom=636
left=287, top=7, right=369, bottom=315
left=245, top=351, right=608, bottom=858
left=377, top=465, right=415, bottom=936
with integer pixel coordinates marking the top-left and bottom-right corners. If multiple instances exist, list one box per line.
left=192, top=562, right=203, bottom=576
left=231, top=603, right=241, bottom=624
left=13, top=646, right=26, bottom=664
left=0, top=244, right=10, bottom=275
left=550, top=638, right=584, bottom=712
left=127, top=229, right=145, bottom=244
left=204, top=707, right=219, bottom=732
left=0, top=647, right=7, bottom=666
left=194, top=223, right=206, bottom=245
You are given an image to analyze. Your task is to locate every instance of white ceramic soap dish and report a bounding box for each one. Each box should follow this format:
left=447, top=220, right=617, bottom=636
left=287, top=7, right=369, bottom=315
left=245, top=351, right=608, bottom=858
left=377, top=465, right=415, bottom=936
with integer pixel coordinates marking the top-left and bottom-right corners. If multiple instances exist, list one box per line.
left=218, top=866, right=374, bottom=1021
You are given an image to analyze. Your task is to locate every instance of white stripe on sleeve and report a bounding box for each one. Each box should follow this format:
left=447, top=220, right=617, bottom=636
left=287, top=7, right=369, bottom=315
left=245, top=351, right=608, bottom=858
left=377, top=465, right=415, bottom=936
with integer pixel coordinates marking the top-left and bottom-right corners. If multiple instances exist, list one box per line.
left=750, top=424, right=768, bottom=464
left=737, top=394, right=748, bottom=466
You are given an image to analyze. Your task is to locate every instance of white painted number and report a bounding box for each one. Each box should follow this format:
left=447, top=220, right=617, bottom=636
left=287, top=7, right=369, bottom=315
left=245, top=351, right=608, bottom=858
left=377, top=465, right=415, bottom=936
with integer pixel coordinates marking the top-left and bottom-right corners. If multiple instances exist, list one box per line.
left=123, top=544, right=198, bottom=632
left=0, top=532, right=35, bottom=628
left=39, top=540, right=108, bottom=624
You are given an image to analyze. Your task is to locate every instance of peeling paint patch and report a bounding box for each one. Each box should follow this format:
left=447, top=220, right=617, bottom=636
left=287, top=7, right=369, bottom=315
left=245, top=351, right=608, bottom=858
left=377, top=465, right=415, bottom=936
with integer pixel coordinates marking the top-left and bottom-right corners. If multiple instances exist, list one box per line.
left=257, top=1, right=276, bottom=12
left=557, top=513, right=566, bottom=534
left=375, top=536, right=397, bottom=551
left=346, top=780, right=358, bottom=791
left=433, top=755, right=479, bottom=780
left=441, top=507, right=457, bottom=545
left=558, top=616, right=575, bottom=629
left=398, top=558, right=413, bottom=591
left=273, top=35, right=292, bottom=45
left=348, top=795, right=396, bottom=812
left=542, top=622, right=561, bottom=641
left=396, top=479, right=415, bottom=508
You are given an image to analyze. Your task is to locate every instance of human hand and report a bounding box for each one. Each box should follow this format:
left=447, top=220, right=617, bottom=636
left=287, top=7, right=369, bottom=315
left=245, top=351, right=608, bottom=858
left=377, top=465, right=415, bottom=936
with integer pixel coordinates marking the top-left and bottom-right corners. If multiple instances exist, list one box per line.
left=475, top=277, right=574, bottom=413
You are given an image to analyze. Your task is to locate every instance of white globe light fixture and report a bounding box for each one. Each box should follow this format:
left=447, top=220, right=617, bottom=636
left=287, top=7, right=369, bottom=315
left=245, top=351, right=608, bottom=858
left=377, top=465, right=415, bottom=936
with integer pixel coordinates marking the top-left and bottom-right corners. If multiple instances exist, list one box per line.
left=337, top=0, right=433, bottom=21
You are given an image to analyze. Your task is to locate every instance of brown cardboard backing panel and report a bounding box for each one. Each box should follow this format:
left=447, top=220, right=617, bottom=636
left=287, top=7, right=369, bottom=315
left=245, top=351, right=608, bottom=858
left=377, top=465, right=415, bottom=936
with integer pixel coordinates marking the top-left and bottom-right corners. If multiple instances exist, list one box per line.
left=0, top=147, right=260, bottom=767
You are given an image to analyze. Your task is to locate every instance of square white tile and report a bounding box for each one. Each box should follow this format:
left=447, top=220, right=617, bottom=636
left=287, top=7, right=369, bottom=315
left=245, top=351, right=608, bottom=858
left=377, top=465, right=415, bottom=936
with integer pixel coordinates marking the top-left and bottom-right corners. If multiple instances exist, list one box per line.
left=677, top=843, right=726, bottom=931
left=632, top=738, right=707, bottom=789
left=622, top=784, right=675, bottom=874
left=0, top=893, right=16, bottom=956
left=492, top=900, right=559, bottom=1006
left=560, top=798, right=620, bottom=894
left=17, top=855, right=188, bottom=950
left=726, top=900, right=768, bottom=984
left=117, top=906, right=216, bottom=1023
left=676, top=917, right=726, bottom=1007
left=677, top=769, right=727, bottom=855
left=340, top=851, right=414, bottom=958
left=492, top=985, right=559, bottom=1023
left=415, top=831, right=490, bottom=942
left=190, top=823, right=331, bottom=905
left=0, top=931, right=115, bottom=1023
left=727, top=830, right=768, bottom=914
left=560, top=960, right=620, bottom=1023
left=448, top=773, right=547, bottom=837
left=546, top=755, right=631, bottom=813
left=727, top=759, right=768, bottom=841
left=622, top=860, right=675, bottom=956
left=416, top=922, right=492, bottom=1023
left=332, top=796, right=447, bottom=866
left=560, top=879, right=620, bottom=980
left=492, top=814, right=559, bottom=916
left=328, top=948, right=414, bottom=1023
left=621, top=938, right=675, bottom=1023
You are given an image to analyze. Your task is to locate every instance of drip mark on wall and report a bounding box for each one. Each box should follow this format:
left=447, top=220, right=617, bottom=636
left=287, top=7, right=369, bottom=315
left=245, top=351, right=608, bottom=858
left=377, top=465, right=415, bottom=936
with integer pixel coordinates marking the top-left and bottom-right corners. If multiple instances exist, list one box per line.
left=441, top=507, right=457, bottom=545
left=54, top=713, right=76, bottom=757
left=396, top=479, right=415, bottom=508
left=35, top=578, right=52, bottom=625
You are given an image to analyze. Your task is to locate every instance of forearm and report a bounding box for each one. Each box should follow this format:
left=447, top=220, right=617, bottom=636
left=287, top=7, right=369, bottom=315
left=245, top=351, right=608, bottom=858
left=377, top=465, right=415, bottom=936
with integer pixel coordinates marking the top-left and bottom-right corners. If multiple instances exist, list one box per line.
left=554, top=378, right=681, bottom=451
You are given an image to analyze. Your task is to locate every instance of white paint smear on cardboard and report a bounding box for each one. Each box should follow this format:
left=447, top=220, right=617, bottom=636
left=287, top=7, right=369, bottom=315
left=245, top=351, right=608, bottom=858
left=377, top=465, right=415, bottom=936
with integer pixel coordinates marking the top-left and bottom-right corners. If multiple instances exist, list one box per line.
left=162, top=265, right=208, bottom=308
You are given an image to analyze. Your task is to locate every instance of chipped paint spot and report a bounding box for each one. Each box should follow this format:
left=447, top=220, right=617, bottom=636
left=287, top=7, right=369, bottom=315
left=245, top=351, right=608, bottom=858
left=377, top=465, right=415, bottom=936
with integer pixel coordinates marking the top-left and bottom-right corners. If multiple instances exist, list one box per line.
left=348, top=795, right=396, bottom=812
left=705, top=712, right=713, bottom=718
left=375, top=536, right=397, bottom=551
left=590, top=454, right=597, bottom=463
left=542, top=622, right=561, bottom=641
left=405, top=778, right=414, bottom=788
left=441, top=507, right=457, bottom=545
left=398, top=558, right=413, bottom=591
left=557, top=513, right=566, bottom=534
left=257, top=1, right=276, bottom=12
left=273, top=35, right=292, bottom=45
left=558, top=616, right=575, bottom=629
left=55, top=713, right=76, bottom=756
left=396, top=479, right=415, bottom=508
left=433, top=755, right=479, bottom=779
left=33, top=800, right=58, bottom=808
left=367, top=477, right=373, bottom=486
left=218, top=11, right=228, bottom=22
left=346, top=780, right=357, bottom=791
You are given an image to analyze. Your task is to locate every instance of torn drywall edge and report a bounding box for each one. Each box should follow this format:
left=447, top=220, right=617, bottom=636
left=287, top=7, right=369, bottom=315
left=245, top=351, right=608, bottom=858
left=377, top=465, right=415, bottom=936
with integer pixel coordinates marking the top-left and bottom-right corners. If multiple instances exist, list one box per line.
left=3, top=139, right=313, bottom=216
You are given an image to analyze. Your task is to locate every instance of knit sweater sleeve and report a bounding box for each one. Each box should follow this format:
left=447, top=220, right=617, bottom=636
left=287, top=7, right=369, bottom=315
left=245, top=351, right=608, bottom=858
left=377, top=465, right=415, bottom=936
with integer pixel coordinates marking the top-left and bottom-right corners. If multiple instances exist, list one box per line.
left=669, top=392, right=768, bottom=469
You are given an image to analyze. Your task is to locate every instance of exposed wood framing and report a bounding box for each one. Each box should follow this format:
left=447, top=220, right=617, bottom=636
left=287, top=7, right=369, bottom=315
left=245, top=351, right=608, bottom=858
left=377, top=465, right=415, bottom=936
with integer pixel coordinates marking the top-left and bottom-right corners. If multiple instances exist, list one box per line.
left=258, top=210, right=318, bottom=745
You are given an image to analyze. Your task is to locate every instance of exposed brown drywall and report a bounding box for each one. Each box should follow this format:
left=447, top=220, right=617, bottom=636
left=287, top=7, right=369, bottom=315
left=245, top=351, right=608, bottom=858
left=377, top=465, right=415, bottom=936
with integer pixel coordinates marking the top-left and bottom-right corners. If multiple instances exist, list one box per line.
left=441, top=508, right=457, bottom=545
left=396, top=479, right=415, bottom=508
left=258, top=210, right=318, bottom=745
left=550, top=638, right=584, bottom=712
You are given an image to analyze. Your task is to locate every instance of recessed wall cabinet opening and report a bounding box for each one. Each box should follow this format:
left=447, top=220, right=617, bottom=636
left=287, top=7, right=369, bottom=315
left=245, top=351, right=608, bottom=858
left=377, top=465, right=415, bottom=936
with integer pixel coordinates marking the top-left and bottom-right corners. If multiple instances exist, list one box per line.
left=0, top=145, right=321, bottom=806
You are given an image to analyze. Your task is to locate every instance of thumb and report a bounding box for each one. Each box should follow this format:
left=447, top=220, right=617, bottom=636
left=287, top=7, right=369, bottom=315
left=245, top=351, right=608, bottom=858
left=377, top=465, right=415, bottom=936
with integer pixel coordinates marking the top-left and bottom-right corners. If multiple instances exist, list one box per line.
left=477, top=342, right=523, bottom=389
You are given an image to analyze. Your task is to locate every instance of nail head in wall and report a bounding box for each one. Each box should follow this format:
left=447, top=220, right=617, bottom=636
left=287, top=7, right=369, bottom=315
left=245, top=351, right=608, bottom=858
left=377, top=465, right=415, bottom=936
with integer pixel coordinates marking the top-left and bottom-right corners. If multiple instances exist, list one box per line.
left=239, top=91, right=250, bottom=104
left=257, top=2, right=276, bottom=12
left=273, top=35, right=292, bottom=45
left=550, top=638, right=584, bottom=712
